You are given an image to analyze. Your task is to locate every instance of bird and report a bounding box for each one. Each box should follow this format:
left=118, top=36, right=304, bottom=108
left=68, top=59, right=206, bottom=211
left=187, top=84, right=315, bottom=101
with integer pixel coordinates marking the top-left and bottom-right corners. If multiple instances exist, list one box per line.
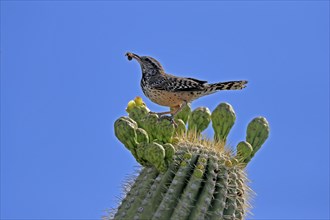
left=125, top=52, right=248, bottom=118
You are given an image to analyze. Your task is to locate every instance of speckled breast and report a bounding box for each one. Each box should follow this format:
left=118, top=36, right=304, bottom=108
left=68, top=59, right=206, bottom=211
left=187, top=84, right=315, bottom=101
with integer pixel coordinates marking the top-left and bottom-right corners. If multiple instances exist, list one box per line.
left=141, top=85, right=196, bottom=107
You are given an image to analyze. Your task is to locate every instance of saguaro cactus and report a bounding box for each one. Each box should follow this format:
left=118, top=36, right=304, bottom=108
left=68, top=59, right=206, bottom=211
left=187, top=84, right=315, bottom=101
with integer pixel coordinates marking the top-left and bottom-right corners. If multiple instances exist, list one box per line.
left=110, top=97, right=270, bottom=220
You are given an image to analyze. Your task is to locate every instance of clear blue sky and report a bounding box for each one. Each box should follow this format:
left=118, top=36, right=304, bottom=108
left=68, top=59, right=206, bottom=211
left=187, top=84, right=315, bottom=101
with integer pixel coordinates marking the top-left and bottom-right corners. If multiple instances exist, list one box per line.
left=1, top=1, right=329, bottom=219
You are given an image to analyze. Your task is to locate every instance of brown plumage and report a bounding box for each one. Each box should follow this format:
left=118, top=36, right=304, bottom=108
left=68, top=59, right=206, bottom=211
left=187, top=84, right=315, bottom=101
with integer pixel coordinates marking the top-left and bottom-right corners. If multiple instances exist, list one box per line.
left=125, top=52, right=248, bottom=116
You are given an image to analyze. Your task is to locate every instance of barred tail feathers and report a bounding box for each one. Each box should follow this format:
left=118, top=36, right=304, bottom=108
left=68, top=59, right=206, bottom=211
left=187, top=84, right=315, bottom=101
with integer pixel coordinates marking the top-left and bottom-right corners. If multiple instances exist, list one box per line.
left=209, top=80, right=248, bottom=91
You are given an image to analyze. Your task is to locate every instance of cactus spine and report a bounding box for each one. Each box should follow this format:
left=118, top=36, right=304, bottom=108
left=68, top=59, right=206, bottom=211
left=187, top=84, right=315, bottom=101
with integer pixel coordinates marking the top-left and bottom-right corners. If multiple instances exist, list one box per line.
left=110, top=97, right=270, bottom=220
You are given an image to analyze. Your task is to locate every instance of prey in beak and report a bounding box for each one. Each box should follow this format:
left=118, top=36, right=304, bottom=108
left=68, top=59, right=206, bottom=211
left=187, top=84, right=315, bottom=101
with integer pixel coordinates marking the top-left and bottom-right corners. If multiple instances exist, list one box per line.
left=125, top=52, right=140, bottom=61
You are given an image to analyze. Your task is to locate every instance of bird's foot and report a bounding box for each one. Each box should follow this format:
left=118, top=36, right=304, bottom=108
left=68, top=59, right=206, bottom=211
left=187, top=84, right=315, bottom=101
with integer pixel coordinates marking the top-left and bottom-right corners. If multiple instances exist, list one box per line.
left=149, top=111, right=165, bottom=118
left=149, top=110, right=171, bottom=118
left=148, top=112, right=177, bottom=127
left=159, top=115, right=177, bottom=127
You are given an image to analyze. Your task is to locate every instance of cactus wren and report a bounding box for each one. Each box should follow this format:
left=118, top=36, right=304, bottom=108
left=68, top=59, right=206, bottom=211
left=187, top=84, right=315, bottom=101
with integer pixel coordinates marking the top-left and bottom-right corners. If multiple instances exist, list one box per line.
left=125, top=52, right=248, bottom=117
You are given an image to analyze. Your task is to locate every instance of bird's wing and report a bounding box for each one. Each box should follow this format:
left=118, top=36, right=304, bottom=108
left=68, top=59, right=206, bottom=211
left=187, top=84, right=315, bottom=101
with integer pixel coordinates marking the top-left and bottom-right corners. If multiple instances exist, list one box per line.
left=166, top=74, right=207, bottom=92
left=150, top=74, right=207, bottom=92
left=185, top=77, right=208, bottom=84
left=147, top=76, right=170, bottom=90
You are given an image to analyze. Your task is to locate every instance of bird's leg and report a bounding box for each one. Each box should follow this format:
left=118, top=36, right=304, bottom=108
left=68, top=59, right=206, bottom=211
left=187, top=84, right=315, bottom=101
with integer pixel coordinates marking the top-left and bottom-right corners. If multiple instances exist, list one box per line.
left=149, top=110, right=175, bottom=125
left=149, top=101, right=187, bottom=126
left=156, top=101, right=188, bottom=125
left=148, top=107, right=178, bottom=126
left=166, top=101, right=188, bottom=126
left=171, top=101, right=188, bottom=117
left=148, top=111, right=176, bottom=126
left=149, top=110, right=172, bottom=118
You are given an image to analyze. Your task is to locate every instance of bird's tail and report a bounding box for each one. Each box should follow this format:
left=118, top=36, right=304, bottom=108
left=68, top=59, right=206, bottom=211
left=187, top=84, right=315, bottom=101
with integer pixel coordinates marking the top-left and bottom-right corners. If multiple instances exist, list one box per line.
left=209, top=80, right=248, bottom=91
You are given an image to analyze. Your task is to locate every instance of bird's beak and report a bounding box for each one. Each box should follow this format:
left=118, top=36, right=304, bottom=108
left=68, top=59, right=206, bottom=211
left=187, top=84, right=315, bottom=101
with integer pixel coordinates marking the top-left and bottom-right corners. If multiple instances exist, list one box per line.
left=125, top=52, right=141, bottom=62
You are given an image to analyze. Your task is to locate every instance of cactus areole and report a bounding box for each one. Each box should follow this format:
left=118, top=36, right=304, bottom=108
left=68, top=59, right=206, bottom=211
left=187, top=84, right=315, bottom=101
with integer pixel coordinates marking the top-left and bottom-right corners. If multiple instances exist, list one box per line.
left=111, top=97, right=270, bottom=220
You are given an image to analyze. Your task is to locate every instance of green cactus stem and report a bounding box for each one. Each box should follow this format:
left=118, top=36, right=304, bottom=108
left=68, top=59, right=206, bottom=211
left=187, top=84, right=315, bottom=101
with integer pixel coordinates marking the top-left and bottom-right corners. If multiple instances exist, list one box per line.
left=174, top=119, right=186, bottom=136
left=113, top=167, right=159, bottom=219
left=153, top=117, right=175, bottom=144
left=244, top=117, right=270, bottom=164
left=189, top=155, right=218, bottom=220
left=169, top=154, right=208, bottom=219
left=188, top=107, right=211, bottom=134
left=163, top=143, right=175, bottom=165
left=111, top=97, right=270, bottom=220
left=136, top=128, right=149, bottom=143
left=234, top=141, right=253, bottom=166
left=211, top=103, right=236, bottom=143
left=114, top=117, right=138, bottom=154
